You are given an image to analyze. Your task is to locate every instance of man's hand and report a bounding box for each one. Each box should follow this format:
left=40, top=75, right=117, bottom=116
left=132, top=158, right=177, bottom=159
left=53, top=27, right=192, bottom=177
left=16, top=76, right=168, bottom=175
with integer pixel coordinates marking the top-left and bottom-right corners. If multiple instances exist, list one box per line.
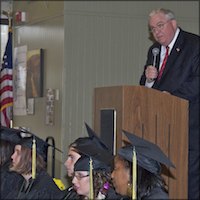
left=145, top=65, right=158, bottom=82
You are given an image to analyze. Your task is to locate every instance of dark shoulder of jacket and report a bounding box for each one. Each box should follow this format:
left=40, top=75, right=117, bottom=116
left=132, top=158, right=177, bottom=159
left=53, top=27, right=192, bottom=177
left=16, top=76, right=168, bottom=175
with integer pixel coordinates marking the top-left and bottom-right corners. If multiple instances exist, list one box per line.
left=178, top=28, right=200, bottom=45
left=118, top=195, right=130, bottom=200
left=144, top=187, right=169, bottom=199
left=106, top=187, right=129, bottom=200
left=62, top=186, right=82, bottom=200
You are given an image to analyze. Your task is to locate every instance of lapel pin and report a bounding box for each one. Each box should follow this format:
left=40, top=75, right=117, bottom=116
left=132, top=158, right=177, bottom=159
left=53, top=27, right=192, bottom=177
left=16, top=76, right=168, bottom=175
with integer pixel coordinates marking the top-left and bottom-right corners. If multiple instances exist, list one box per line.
left=176, top=48, right=180, bottom=52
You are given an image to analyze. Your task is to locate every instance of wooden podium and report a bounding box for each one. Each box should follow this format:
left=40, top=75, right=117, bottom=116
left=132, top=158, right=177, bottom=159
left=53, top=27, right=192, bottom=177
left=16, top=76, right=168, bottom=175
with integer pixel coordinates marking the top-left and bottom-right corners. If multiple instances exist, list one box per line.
left=93, top=85, right=188, bottom=199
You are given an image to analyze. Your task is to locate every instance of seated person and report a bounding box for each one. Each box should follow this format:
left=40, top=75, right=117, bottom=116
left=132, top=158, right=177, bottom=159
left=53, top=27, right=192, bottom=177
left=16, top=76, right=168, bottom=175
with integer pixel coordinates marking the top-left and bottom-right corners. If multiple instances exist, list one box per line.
left=63, top=137, right=92, bottom=199
left=0, top=127, right=24, bottom=199
left=72, top=143, right=121, bottom=199
left=63, top=122, right=111, bottom=199
left=111, top=130, right=175, bottom=200
left=7, top=129, right=64, bottom=199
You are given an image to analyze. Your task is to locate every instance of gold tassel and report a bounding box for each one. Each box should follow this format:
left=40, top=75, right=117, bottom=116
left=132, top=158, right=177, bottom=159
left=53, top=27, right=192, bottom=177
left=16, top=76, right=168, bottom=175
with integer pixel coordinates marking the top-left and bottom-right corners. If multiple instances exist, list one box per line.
left=89, top=158, right=94, bottom=199
left=32, top=137, right=36, bottom=179
left=132, top=147, right=137, bottom=200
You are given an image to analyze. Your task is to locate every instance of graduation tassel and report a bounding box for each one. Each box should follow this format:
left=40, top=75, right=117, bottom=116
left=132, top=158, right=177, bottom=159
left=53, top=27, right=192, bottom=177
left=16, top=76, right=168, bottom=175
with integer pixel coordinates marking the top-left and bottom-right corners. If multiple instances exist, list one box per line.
left=132, top=147, right=137, bottom=200
left=89, top=157, right=94, bottom=199
left=32, top=137, right=36, bottom=179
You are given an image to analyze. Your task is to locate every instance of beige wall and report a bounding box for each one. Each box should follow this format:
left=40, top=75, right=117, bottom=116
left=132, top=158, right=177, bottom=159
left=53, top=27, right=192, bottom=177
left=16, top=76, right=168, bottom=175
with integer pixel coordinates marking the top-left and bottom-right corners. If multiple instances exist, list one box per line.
left=12, top=1, right=64, bottom=179
left=12, top=1, right=199, bottom=186
left=62, top=1, right=199, bottom=183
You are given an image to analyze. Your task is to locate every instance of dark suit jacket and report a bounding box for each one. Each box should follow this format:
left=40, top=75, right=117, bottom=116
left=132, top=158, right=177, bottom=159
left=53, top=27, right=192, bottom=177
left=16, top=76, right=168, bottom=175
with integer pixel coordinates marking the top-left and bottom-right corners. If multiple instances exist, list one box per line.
left=140, top=29, right=200, bottom=151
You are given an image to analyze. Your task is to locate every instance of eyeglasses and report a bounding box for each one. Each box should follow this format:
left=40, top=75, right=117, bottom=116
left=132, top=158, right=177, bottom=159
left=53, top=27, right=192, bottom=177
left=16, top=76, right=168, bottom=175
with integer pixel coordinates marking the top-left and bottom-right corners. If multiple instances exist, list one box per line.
left=73, top=172, right=89, bottom=181
left=150, top=20, right=170, bottom=33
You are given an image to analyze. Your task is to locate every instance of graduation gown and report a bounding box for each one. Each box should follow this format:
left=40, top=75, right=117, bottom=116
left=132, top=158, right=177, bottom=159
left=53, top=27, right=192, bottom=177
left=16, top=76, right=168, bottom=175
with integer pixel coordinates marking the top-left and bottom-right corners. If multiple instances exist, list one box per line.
left=0, top=164, right=24, bottom=199
left=62, top=186, right=82, bottom=199
left=118, top=187, right=168, bottom=200
left=105, top=186, right=123, bottom=199
left=5, top=170, right=64, bottom=199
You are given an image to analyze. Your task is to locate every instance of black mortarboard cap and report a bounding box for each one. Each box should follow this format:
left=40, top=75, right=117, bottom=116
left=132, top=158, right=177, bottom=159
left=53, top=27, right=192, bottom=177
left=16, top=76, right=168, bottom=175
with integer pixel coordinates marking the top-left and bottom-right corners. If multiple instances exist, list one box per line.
left=74, top=155, right=110, bottom=172
left=74, top=143, right=113, bottom=172
left=118, top=130, right=175, bottom=174
left=70, top=137, right=93, bottom=150
left=85, top=122, right=110, bottom=151
left=18, top=128, right=62, bottom=162
left=0, top=126, right=21, bottom=144
left=19, top=130, right=49, bottom=162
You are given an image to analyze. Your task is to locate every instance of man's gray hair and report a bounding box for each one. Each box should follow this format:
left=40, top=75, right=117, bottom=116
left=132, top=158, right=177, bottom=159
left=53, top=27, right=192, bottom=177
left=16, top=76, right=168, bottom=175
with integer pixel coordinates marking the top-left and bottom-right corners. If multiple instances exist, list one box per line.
left=149, top=8, right=176, bottom=20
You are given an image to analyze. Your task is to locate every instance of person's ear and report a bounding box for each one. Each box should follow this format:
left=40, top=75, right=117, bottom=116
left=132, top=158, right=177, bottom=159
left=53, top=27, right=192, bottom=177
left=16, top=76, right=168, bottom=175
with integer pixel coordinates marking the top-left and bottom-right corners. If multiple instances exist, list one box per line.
left=171, top=19, right=177, bottom=30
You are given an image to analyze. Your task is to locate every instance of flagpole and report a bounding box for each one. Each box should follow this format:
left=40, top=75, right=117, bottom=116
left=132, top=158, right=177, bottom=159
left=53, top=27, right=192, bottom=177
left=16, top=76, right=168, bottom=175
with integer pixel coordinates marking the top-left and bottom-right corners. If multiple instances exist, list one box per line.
left=8, top=14, right=11, bottom=28
left=9, top=14, right=13, bottom=128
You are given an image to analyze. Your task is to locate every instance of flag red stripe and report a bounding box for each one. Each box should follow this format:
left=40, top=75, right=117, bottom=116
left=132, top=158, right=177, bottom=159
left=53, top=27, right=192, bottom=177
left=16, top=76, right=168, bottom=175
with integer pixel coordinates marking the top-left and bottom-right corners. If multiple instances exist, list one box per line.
left=0, top=97, right=13, bottom=106
left=2, top=109, right=10, bottom=127
left=0, top=28, right=13, bottom=127
left=0, top=86, right=13, bottom=95
left=0, top=74, right=12, bottom=82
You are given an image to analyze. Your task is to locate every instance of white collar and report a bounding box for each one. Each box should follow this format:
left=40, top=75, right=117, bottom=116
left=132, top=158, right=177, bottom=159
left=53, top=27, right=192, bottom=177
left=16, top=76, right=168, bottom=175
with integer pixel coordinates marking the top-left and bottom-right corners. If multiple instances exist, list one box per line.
left=161, top=28, right=180, bottom=54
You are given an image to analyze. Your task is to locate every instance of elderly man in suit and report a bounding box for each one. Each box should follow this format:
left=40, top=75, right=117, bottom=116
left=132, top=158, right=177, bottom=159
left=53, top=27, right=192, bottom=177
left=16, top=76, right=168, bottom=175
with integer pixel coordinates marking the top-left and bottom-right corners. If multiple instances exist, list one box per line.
left=139, top=8, right=199, bottom=200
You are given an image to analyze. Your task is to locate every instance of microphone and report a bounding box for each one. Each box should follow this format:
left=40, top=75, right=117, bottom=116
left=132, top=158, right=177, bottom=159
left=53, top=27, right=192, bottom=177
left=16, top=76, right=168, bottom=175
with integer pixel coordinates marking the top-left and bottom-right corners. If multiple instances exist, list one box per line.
left=152, top=48, right=159, bottom=67
left=147, top=48, right=159, bottom=82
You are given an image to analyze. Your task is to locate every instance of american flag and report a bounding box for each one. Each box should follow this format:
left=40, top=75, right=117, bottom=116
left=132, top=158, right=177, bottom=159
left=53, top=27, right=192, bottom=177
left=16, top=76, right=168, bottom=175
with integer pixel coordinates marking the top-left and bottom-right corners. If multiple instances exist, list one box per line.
left=0, top=27, right=13, bottom=127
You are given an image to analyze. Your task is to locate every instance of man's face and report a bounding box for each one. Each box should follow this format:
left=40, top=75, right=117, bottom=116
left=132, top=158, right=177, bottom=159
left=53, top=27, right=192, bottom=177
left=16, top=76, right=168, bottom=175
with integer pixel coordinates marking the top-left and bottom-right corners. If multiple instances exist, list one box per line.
left=64, top=147, right=81, bottom=177
left=149, top=13, right=177, bottom=46
left=10, top=145, right=22, bottom=171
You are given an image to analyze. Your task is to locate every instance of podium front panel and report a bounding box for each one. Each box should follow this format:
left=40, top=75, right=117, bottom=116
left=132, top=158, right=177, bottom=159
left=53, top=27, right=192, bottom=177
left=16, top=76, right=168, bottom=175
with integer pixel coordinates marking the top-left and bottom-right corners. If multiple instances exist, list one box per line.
left=94, top=85, right=188, bottom=199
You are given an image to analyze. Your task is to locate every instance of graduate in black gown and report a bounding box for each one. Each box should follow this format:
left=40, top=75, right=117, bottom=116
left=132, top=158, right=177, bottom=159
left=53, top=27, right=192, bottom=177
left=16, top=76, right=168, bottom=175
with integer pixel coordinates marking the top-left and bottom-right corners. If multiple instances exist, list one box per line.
left=6, top=129, right=64, bottom=199
left=62, top=123, right=121, bottom=200
left=62, top=136, right=90, bottom=200
left=72, top=143, right=121, bottom=200
left=0, top=127, right=24, bottom=199
left=62, top=123, right=110, bottom=199
left=111, top=130, right=175, bottom=200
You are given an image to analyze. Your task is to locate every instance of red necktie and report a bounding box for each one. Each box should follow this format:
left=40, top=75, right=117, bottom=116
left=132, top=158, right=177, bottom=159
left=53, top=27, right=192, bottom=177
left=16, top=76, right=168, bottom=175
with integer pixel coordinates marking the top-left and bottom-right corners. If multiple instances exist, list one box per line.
left=158, top=46, right=169, bottom=80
